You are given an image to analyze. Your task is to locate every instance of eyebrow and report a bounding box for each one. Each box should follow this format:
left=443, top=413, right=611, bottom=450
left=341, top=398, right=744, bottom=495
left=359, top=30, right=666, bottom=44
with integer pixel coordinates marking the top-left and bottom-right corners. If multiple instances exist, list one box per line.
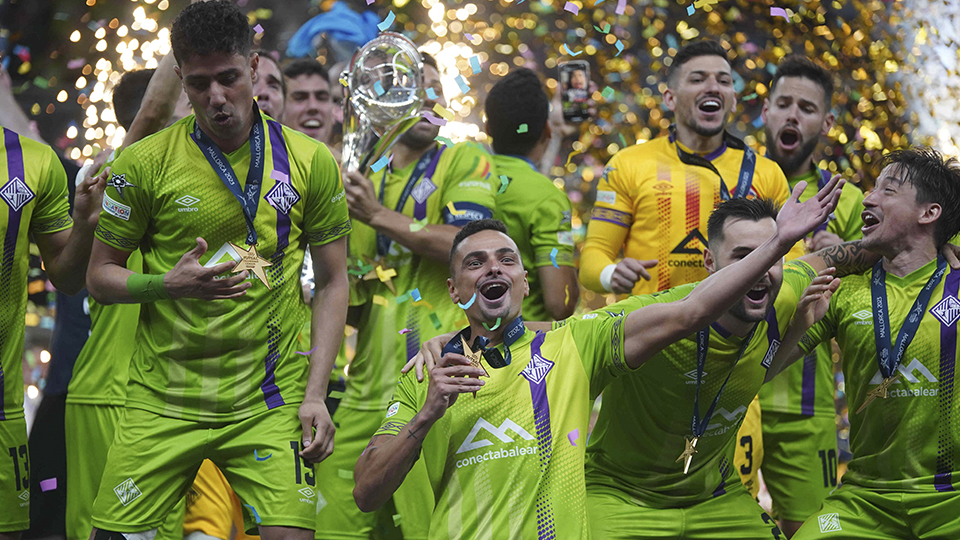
left=185, top=68, right=241, bottom=83
left=687, top=69, right=732, bottom=78
left=461, top=247, right=518, bottom=263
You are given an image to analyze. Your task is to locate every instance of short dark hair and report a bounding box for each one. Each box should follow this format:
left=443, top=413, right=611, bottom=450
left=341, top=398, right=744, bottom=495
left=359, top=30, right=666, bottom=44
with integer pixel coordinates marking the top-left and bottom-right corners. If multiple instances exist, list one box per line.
left=171, top=0, right=252, bottom=65
left=706, top=198, right=780, bottom=251
left=881, top=148, right=960, bottom=247
left=667, top=40, right=729, bottom=87
left=112, top=69, right=155, bottom=130
left=770, top=55, right=834, bottom=107
left=421, top=52, right=438, bottom=72
left=485, top=68, right=549, bottom=156
left=255, top=51, right=286, bottom=96
left=283, top=58, right=330, bottom=83
left=449, top=219, right=510, bottom=276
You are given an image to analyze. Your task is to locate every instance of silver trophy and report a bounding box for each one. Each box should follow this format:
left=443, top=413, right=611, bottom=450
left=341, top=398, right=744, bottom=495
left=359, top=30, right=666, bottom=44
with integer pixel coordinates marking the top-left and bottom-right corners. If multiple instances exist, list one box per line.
left=341, top=32, right=424, bottom=174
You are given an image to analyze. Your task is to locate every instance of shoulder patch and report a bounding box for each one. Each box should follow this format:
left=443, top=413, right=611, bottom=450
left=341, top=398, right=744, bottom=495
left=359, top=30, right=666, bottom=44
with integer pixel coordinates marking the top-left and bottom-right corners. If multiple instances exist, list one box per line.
left=596, top=190, right=617, bottom=205
left=102, top=192, right=131, bottom=221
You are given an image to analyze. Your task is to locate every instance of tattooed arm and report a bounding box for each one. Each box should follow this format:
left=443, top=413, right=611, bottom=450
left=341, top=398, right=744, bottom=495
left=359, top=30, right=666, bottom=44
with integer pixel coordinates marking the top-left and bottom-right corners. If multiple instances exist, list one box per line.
left=799, top=240, right=878, bottom=277
left=354, top=352, right=485, bottom=512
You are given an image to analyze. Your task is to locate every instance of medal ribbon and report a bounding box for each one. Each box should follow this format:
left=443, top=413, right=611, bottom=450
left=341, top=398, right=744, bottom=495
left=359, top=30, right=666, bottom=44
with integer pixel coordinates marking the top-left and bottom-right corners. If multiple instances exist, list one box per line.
left=871, top=255, right=947, bottom=378
left=376, top=145, right=445, bottom=256
left=689, top=323, right=758, bottom=439
left=669, top=126, right=757, bottom=201
left=191, top=105, right=266, bottom=245
left=440, top=316, right=526, bottom=368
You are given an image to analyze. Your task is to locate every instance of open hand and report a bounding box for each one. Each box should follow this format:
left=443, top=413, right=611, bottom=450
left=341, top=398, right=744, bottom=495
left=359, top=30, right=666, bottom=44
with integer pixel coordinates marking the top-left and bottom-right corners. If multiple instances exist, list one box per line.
left=794, top=267, right=840, bottom=332
left=74, top=166, right=109, bottom=229
left=776, top=175, right=844, bottom=247
left=162, top=237, right=251, bottom=300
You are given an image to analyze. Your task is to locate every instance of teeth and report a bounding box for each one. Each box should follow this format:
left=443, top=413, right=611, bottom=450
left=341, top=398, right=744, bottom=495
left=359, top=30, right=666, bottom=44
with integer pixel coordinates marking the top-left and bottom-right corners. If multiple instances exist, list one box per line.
left=303, top=120, right=321, bottom=128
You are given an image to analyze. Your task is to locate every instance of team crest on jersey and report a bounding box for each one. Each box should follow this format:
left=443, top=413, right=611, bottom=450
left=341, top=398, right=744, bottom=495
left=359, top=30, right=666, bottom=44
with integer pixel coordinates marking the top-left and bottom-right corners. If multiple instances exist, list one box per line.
left=109, top=173, right=136, bottom=199
left=265, top=181, right=301, bottom=215
left=114, top=477, right=143, bottom=506
left=0, top=177, right=34, bottom=212
left=931, top=296, right=960, bottom=327
left=411, top=178, right=437, bottom=204
left=818, top=513, right=842, bottom=533
left=520, top=353, right=554, bottom=385
left=761, top=339, right=781, bottom=369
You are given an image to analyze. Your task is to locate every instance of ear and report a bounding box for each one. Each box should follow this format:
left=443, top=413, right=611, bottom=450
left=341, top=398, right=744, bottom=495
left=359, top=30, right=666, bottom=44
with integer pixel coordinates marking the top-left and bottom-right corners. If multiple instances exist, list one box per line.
left=174, top=64, right=182, bottom=81
left=523, top=270, right=530, bottom=297
left=761, top=98, right=770, bottom=124
left=703, top=247, right=717, bottom=274
left=820, top=111, right=835, bottom=137
left=919, top=202, right=942, bottom=226
left=541, top=121, right=552, bottom=143
left=448, top=277, right=459, bottom=303
left=250, top=53, right=260, bottom=82
left=662, top=86, right=676, bottom=112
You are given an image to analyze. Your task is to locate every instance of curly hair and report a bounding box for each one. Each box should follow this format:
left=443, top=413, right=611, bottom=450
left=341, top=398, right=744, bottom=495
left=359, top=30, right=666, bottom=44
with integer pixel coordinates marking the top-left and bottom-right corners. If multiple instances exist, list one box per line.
left=484, top=68, right=549, bottom=156
left=171, top=0, right=252, bottom=64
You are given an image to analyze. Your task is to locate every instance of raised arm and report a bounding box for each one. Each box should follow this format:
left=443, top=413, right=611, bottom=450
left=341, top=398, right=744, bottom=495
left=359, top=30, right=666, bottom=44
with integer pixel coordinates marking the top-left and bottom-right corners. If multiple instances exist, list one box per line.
left=120, top=52, right=183, bottom=150
left=622, top=177, right=843, bottom=369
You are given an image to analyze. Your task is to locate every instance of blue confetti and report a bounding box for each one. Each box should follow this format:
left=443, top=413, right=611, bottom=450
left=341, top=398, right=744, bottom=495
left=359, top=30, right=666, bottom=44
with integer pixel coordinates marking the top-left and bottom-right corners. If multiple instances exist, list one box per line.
left=457, top=292, right=477, bottom=310
left=550, top=248, right=559, bottom=268
left=752, top=116, right=765, bottom=128
left=687, top=4, right=695, bottom=15
left=254, top=450, right=272, bottom=461
left=371, top=155, right=391, bottom=173
left=377, top=10, right=396, bottom=31
left=561, top=44, right=583, bottom=57
left=426, top=88, right=439, bottom=100
left=455, top=75, right=471, bottom=94
left=469, top=56, right=482, bottom=75
left=615, top=40, right=624, bottom=56
left=411, top=288, right=422, bottom=302
left=374, top=81, right=385, bottom=96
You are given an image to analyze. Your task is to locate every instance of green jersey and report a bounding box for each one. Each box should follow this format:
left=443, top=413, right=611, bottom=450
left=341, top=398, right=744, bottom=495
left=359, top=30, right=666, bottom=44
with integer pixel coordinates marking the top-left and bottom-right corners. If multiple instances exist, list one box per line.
left=376, top=317, right=627, bottom=539
left=94, top=114, right=350, bottom=422
left=0, top=129, right=72, bottom=421
left=759, top=168, right=864, bottom=416
left=343, top=142, right=496, bottom=411
left=492, top=154, right=574, bottom=321
left=583, top=260, right=816, bottom=507
left=800, top=257, right=960, bottom=492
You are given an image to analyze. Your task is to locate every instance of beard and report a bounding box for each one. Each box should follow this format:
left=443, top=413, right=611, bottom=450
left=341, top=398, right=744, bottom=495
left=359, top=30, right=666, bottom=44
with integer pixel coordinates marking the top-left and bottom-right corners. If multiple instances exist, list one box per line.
left=684, top=115, right=726, bottom=138
left=728, top=280, right=783, bottom=323
left=766, top=132, right=819, bottom=177
left=399, top=121, right=440, bottom=150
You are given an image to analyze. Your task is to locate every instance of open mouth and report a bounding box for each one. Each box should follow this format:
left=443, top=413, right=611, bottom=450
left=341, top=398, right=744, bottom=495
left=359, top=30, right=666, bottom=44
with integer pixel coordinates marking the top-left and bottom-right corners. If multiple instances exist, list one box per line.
left=479, top=280, right=509, bottom=302
left=778, top=127, right=801, bottom=150
left=213, top=112, right=231, bottom=125
left=861, top=211, right=880, bottom=234
left=698, top=98, right=722, bottom=114
left=745, top=285, right=768, bottom=305
left=301, top=119, right=322, bottom=129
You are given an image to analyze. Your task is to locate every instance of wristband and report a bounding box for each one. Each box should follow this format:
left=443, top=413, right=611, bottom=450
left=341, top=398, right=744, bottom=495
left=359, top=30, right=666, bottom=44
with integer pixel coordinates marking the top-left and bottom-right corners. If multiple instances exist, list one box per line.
left=599, top=263, right=617, bottom=292
left=127, top=273, right=171, bottom=302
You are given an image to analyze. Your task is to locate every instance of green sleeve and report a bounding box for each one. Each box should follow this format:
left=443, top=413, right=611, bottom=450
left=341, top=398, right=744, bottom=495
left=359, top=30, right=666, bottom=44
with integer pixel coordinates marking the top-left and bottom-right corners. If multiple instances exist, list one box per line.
left=529, top=185, right=574, bottom=268
left=30, top=148, right=72, bottom=234
left=374, top=371, right=424, bottom=436
left=564, top=316, right=628, bottom=398
left=438, top=143, right=497, bottom=225
left=829, top=183, right=865, bottom=242
left=303, top=144, right=351, bottom=245
left=94, top=147, right=149, bottom=252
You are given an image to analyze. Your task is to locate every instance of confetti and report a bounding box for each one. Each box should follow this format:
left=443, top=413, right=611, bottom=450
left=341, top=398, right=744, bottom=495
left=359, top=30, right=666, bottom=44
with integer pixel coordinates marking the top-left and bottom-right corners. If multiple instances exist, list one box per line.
left=40, top=478, right=57, bottom=492
left=517, top=124, right=529, bottom=133
left=594, top=23, right=611, bottom=34
left=498, top=175, right=510, bottom=194
left=447, top=201, right=466, bottom=215
left=254, top=450, right=272, bottom=461
left=464, top=33, right=476, bottom=41
left=469, top=55, right=482, bottom=74
left=67, top=58, right=85, bottom=70
left=594, top=0, right=604, bottom=4
left=377, top=11, right=396, bottom=32
left=770, top=7, right=790, bottom=20
left=457, top=292, right=477, bottom=309
left=615, top=0, right=626, bottom=14
left=482, top=317, right=502, bottom=331
left=371, top=155, right=391, bottom=173
left=429, top=313, right=443, bottom=329
left=435, top=136, right=455, bottom=147
left=687, top=5, right=695, bottom=15
left=563, top=1, right=580, bottom=15
left=550, top=248, right=559, bottom=268
left=393, top=514, right=403, bottom=527
left=295, top=346, right=319, bottom=356
left=567, top=429, right=580, bottom=446
left=561, top=44, right=583, bottom=57
left=433, top=103, right=454, bottom=121
left=426, top=88, right=439, bottom=100
left=615, top=40, right=625, bottom=56
left=373, top=80, right=385, bottom=96
left=243, top=504, right=262, bottom=524
left=339, top=75, right=349, bottom=87
left=423, top=112, right=447, bottom=126
left=366, top=0, right=374, bottom=4
left=373, top=295, right=389, bottom=306
left=752, top=116, right=765, bottom=128
left=601, top=86, right=615, bottom=100
left=565, top=285, right=570, bottom=306
left=253, top=24, right=264, bottom=35
left=399, top=328, right=412, bottom=334
left=565, top=148, right=582, bottom=166
left=376, top=265, right=397, bottom=282
left=396, top=292, right=412, bottom=303
left=411, top=288, right=422, bottom=302
left=455, top=75, right=471, bottom=94
left=409, top=218, right=428, bottom=231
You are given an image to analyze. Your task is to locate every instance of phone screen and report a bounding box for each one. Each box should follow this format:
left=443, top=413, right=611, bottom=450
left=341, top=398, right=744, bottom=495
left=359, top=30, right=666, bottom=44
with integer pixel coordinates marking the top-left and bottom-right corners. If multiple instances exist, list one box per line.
left=559, top=61, right=590, bottom=123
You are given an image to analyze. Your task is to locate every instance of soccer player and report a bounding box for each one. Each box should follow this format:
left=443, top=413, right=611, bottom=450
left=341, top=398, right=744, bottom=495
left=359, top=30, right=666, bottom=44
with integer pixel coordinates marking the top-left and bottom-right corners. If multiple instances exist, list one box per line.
left=254, top=52, right=285, bottom=120
left=314, top=53, right=497, bottom=539
left=353, top=174, right=842, bottom=538
left=0, top=131, right=105, bottom=538
left=740, top=55, right=866, bottom=536
left=281, top=59, right=336, bottom=148
left=767, top=148, right=960, bottom=539
left=579, top=40, right=797, bottom=296
left=85, top=1, right=350, bottom=537
left=484, top=68, right=578, bottom=320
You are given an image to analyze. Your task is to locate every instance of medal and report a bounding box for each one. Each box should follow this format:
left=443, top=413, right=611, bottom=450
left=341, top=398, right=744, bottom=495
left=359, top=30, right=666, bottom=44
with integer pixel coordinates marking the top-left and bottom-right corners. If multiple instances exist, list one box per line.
left=459, top=335, right=488, bottom=398
left=229, top=242, right=273, bottom=289
left=675, top=436, right=699, bottom=474
left=856, top=373, right=901, bottom=414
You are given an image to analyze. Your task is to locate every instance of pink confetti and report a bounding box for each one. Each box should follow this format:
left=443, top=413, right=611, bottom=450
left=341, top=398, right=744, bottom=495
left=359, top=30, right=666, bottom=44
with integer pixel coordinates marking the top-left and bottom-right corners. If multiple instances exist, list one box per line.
left=770, top=7, right=789, bottom=20
left=271, top=170, right=289, bottom=183
left=253, top=24, right=264, bottom=35
left=399, top=328, right=412, bottom=335
left=422, top=112, right=447, bottom=126
left=567, top=429, right=579, bottom=446
left=295, top=346, right=318, bottom=356
left=367, top=0, right=375, bottom=4
left=615, top=0, right=626, bottom=14
left=67, top=58, right=85, bottom=70
left=40, top=478, right=57, bottom=492
left=563, top=1, right=579, bottom=14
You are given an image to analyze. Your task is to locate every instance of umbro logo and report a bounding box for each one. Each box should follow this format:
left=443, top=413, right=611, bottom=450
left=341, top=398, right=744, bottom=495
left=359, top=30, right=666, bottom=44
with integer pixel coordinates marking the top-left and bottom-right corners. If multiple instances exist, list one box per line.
left=114, top=478, right=143, bottom=506
left=653, top=181, right=672, bottom=194
left=175, top=195, right=200, bottom=213
left=852, top=309, right=873, bottom=325
left=1, top=177, right=34, bottom=212
left=298, top=487, right=315, bottom=498
left=457, top=417, right=535, bottom=454
left=18, top=490, right=29, bottom=501
left=931, top=296, right=960, bottom=327
left=684, top=369, right=706, bottom=384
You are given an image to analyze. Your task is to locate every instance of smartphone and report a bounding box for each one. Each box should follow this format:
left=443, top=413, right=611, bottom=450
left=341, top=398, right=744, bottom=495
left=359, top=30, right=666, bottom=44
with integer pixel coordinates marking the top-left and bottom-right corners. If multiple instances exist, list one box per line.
left=559, top=60, right=590, bottom=123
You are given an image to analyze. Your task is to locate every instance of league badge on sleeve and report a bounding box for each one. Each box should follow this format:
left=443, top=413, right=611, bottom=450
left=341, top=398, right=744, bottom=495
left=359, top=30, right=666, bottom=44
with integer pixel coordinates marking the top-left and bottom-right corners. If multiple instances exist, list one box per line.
left=109, top=173, right=136, bottom=199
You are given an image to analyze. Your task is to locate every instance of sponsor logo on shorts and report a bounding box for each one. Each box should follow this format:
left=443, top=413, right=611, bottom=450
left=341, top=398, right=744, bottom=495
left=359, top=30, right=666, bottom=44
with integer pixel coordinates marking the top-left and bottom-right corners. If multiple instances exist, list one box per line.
left=852, top=309, right=873, bottom=325
left=114, top=478, right=143, bottom=506
left=818, top=513, right=842, bottom=533
left=868, top=358, right=939, bottom=398
left=103, top=193, right=132, bottom=221
left=596, top=190, right=617, bottom=205
left=298, top=486, right=316, bottom=504
left=175, top=195, right=200, bottom=212
left=18, top=489, right=29, bottom=507
left=931, top=295, right=960, bottom=327
left=386, top=402, right=400, bottom=418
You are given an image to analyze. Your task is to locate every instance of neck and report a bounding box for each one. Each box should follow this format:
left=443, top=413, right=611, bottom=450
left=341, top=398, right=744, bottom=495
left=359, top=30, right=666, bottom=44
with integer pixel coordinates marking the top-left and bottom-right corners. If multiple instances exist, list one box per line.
left=675, top=124, right=724, bottom=154
left=881, top=241, right=939, bottom=277
left=714, top=312, right=755, bottom=338
left=786, top=158, right=815, bottom=179
left=469, top=320, right=505, bottom=346
left=391, top=141, right=433, bottom=170
left=200, top=113, right=255, bottom=154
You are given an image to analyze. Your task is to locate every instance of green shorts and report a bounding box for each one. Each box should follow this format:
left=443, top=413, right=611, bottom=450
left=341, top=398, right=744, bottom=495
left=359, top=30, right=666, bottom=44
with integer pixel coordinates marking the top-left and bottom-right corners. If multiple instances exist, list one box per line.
left=90, top=404, right=315, bottom=532
left=314, top=406, right=432, bottom=540
left=794, top=486, right=960, bottom=539
left=760, top=410, right=837, bottom=522
left=587, top=483, right=784, bottom=539
left=0, top=417, right=29, bottom=533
